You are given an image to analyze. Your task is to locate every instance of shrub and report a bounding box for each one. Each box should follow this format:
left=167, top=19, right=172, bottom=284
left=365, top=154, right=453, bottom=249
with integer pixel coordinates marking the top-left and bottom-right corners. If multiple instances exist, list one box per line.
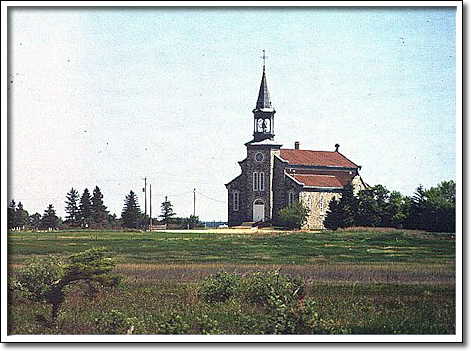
left=198, top=270, right=240, bottom=303
left=238, top=270, right=305, bottom=308
left=14, top=255, right=64, bottom=302
left=12, top=247, right=119, bottom=325
left=193, top=314, right=221, bottom=334
left=94, top=309, right=146, bottom=334
left=277, top=202, right=310, bottom=229
left=240, top=298, right=326, bottom=334
left=151, top=312, right=190, bottom=334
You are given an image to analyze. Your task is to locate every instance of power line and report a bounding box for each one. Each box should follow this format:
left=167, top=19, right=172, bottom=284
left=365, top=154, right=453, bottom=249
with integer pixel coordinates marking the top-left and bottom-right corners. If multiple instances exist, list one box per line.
left=196, top=191, right=225, bottom=203
left=153, top=190, right=193, bottom=197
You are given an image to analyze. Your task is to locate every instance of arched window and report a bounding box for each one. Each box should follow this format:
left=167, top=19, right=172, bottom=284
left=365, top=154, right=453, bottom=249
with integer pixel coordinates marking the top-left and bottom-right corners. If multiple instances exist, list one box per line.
left=233, top=191, right=239, bottom=212
left=253, top=172, right=259, bottom=191
left=319, top=195, right=324, bottom=215
left=259, top=172, right=265, bottom=191
left=306, top=195, right=312, bottom=209
left=288, top=191, right=296, bottom=205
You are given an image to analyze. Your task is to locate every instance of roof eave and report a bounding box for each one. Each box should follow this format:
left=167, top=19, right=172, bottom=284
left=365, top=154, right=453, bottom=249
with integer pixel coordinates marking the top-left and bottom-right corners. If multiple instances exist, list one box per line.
left=284, top=172, right=304, bottom=186
left=285, top=164, right=359, bottom=171
left=303, top=186, right=344, bottom=191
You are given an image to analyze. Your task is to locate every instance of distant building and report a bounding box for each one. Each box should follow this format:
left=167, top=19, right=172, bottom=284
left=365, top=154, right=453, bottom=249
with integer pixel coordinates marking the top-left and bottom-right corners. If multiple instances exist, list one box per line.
left=225, top=59, right=366, bottom=229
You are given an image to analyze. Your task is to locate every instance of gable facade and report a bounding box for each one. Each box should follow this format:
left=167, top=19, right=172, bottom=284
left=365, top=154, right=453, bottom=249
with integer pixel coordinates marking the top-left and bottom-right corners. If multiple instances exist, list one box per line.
left=225, top=62, right=366, bottom=229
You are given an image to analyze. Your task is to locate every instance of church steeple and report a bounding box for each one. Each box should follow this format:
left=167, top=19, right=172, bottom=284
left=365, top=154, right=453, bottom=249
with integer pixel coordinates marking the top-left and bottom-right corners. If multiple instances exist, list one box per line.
left=255, top=68, right=273, bottom=111
left=252, top=50, right=276, bottom=142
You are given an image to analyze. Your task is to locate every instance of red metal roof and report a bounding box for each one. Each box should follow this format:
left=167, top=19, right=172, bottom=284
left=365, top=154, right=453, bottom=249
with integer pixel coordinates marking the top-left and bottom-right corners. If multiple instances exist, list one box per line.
left=291, top=174, right=344, bottom=188
left=279, top=149, right=358, bottom=168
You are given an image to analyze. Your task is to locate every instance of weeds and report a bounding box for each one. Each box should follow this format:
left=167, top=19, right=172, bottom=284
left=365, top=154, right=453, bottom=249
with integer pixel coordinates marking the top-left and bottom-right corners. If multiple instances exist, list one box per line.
left=7, top=229, right=456, bottom=335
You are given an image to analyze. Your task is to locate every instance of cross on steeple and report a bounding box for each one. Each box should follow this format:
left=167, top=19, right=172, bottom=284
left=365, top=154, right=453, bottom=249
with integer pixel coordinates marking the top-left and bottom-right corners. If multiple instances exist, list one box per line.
left=261, top=50, right=267, bottom=72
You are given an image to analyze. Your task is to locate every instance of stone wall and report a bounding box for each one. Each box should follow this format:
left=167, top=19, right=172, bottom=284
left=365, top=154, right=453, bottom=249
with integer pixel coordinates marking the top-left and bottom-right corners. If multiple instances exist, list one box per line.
left=272, top=156, right=304, bottom=224
left=299, top=175, right=366, bottom=229
left=351, top=174, right=366, bottom=194
left=300, top=190, right=342, bottom=229
left=227, top=147, right=366, bottom=228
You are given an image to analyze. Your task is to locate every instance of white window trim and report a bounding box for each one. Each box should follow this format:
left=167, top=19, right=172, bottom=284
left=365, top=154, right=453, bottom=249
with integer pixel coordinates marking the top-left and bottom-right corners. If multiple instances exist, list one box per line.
left=307, top=195, right=312, bottom=209
left=320, top=195, right=324, bottom=215
left=259, top=172, right=265, bottom=191
left=288, top=191, right=295, bottom=205
left=253, top=172, right=259, bottom=191
left=233, top=191, right=239, bottom=212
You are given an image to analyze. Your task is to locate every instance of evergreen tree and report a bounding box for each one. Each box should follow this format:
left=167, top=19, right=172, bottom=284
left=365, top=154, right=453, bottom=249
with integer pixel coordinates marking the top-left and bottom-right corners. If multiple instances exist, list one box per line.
left=8, top=199, right=16, bottom=230
left=79, top=188, right=92, bottom=228
left=405, top=185, right=428, bottom=230
left=29, top=213, right=42, bottom=230
left=65, top=188, right=80, bottom=227
left=339, top=182, right=358, bottom=228
left=40, top=204, right=60, bottom=230
left=160, top=197, right=176, bottom=225
left=14, top=202, right=29, bottom=230
left=91, top=186, right=108, bottom=227
left=356, top=188, right=381, bottom=227
left=323, top=197, right=343, bottom=230
left=121, top=190, right=142, bottom=228
left=323, top=183, right=358, bottom=230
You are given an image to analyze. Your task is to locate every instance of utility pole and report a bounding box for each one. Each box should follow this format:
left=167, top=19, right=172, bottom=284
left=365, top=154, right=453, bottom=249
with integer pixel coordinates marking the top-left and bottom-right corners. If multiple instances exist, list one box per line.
left=149, top=184, right=152, bottom=230
left=193, top=188, right=196, bottom=217
left=142, top=177, right=147, bottom=230
left=164, top=195, right=168, bottom=226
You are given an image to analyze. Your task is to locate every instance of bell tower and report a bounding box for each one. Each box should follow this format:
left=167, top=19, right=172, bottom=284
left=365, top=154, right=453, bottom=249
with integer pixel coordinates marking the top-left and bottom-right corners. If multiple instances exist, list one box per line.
left=252, top=50, right=275, bottom=142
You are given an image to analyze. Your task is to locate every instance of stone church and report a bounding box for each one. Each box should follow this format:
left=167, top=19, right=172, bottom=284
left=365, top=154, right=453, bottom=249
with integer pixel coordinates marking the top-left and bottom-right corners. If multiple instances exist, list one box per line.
left=225, top=60, right=366, bottom=229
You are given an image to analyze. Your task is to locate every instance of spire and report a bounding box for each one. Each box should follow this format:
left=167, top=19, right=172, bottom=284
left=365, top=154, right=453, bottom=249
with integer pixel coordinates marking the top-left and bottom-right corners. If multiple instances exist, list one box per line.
left=249, top=50, right=276, bottom=143
left=255, top=50, right=273, bottom=112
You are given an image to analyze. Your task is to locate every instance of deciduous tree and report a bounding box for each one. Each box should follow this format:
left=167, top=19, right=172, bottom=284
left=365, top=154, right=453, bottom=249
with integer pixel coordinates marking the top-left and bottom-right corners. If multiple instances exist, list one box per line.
left=277, top=201, right=310, bottom=229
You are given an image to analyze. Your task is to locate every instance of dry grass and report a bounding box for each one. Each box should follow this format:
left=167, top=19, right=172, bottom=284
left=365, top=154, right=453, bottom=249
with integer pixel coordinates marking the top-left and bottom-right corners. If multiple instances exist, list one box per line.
left=112, top=262, right=455, bottom=285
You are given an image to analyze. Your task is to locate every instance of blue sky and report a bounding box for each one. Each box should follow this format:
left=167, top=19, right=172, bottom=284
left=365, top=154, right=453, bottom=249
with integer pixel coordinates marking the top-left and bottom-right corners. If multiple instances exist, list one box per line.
left=7, top=6, right=457, bottom=221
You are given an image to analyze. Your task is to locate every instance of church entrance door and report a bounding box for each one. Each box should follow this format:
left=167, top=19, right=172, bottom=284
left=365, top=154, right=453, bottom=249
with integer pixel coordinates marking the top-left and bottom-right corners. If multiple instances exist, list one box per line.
left=253, top=199, right=264, bottom=222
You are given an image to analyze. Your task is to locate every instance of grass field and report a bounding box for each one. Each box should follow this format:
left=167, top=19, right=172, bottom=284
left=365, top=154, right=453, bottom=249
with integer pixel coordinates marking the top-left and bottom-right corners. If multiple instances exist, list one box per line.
left=7, top=228, right=456, bottom=335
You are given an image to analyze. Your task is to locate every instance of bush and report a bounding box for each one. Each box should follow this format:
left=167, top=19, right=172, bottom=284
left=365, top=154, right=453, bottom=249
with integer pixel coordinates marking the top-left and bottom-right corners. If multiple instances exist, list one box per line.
left=14, top=255, right=64, bottom=302
left=193, top=314, right=221, bottom=334
left=238, top=271, right=305, bottom=308
left=94, top=310, right=146, bottom=334
left=198, top=270, right=240, bottom=303
left=150, top=312, right=190, bottom=334
left=239, top=297, right=327, bottom=334
left=277, top=202, right=310, bottom=229
left=12, top=247, right=119, bottom=325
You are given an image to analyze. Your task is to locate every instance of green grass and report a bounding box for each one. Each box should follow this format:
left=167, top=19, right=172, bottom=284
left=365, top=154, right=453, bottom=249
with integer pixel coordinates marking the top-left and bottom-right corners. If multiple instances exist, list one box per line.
left=7, top=228, right=456, bottom=335
left=7, top=279, right=455, bottom=335
left=7, top=229, right=455, bottom=265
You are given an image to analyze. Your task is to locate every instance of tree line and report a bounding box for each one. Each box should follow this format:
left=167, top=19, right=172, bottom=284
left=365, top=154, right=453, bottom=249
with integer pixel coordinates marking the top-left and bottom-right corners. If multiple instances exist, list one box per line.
left=323, top=180, right=455, bottom=233
left=8, top=187, right=203, bottom=231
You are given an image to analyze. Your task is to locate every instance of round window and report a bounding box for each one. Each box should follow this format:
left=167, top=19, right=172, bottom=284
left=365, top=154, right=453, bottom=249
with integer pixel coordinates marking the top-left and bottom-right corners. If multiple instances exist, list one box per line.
left=255, top=152, right=264, bottom=162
